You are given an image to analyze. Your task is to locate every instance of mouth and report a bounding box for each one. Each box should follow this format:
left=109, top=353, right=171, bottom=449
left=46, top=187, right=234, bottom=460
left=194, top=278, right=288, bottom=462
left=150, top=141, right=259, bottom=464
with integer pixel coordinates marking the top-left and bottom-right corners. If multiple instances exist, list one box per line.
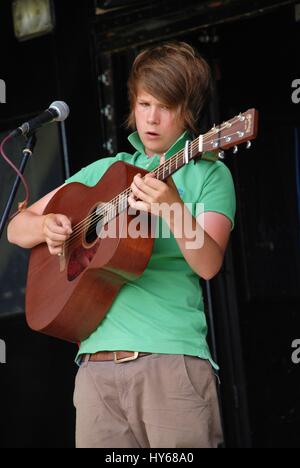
left=145, top=131, right=160, bottom=137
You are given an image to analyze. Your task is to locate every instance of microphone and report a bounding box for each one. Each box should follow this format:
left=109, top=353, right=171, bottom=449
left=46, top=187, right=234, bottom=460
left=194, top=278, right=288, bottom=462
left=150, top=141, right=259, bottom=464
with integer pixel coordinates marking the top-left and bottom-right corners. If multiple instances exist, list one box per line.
left=10, top=101, right=70, bottom=138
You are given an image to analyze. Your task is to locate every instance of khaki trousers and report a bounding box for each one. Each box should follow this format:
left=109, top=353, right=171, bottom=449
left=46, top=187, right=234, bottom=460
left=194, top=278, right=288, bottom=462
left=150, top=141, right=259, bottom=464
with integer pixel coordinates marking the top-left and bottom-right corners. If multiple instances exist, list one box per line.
left=73, top=353, right=223, bottom=448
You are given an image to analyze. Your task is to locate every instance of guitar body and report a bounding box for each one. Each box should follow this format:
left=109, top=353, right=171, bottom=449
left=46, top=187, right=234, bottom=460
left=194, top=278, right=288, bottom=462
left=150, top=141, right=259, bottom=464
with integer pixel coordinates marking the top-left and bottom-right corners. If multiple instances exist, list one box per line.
left=26, top=161, right=156, bottom=343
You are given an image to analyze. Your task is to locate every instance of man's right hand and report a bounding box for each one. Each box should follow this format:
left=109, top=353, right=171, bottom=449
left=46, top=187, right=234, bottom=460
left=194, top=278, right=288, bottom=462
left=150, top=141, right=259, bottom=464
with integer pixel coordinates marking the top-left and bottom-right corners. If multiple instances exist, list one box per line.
left=42, top=213, right=73, bottom=256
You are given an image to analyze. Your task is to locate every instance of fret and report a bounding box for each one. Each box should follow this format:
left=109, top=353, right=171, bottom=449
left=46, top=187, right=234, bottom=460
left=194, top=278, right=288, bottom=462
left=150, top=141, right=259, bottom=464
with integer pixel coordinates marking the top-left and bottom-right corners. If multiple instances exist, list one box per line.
left=198, top=135, right=203, bottom=153
left=184, top=141, right=190, bottom=164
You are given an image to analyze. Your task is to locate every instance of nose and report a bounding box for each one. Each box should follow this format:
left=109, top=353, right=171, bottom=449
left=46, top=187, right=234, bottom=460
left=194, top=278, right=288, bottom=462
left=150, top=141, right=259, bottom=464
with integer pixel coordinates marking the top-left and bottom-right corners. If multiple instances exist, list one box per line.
left=147, top=106, right=160, bottom=124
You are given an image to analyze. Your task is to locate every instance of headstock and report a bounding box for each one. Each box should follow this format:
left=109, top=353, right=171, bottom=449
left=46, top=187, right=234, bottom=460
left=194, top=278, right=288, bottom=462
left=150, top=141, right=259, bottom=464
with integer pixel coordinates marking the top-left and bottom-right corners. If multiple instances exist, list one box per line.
left=201, top=109, right=259, bottom=162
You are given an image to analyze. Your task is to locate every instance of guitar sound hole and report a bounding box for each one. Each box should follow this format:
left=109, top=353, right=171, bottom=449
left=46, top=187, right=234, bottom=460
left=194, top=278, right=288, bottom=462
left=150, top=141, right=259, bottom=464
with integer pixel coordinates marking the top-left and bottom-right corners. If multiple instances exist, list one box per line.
left=67, top=206, right=104, bottom=282
left=68, top=243, right=99, bottom=282
left=85, top=207, right=104, bottom=245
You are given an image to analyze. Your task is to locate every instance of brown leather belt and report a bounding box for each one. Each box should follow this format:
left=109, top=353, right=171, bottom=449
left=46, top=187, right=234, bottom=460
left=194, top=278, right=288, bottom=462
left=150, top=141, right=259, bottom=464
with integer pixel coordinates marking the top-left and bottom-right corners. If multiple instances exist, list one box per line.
left=83, top=351, right=152, bottom=364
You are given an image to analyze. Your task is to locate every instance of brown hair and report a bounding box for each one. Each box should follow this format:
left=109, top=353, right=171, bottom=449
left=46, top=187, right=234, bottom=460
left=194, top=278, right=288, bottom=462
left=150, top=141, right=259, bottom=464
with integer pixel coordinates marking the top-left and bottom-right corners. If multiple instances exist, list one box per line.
left=125, top=41, right=212, bottom=135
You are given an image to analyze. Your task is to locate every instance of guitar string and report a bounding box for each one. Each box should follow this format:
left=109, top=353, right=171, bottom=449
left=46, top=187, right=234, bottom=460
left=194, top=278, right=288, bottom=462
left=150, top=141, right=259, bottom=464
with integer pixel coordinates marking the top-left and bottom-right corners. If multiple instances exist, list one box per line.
left=64, top=117, right=246, bottom=248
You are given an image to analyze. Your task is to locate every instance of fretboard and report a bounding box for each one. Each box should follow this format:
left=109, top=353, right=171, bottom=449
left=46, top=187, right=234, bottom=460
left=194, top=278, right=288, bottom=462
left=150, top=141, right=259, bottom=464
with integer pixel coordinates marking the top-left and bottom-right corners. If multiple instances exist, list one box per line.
left=105, top=136, right=203, bottom=223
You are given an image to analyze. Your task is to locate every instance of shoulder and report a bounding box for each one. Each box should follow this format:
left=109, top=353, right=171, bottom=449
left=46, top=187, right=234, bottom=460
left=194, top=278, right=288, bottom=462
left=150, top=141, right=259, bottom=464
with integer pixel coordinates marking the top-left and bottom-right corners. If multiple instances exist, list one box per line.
left=65, top=151, right=135, bottom=186
left=182, top=157, right=234, bottom=188
left=194, top=159, right=235, bottom=188
left=196, top=158, right=232, bottom=176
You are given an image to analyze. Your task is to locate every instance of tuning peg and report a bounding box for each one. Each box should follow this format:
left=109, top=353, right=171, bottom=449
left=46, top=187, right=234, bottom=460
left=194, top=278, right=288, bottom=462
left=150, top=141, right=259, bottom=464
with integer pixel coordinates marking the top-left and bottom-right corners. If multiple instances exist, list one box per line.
left=233, top=146, right=239, bottom=154
left=218, top=150, right=225, bottom=160
left=246, top=141, right=252, bottom=150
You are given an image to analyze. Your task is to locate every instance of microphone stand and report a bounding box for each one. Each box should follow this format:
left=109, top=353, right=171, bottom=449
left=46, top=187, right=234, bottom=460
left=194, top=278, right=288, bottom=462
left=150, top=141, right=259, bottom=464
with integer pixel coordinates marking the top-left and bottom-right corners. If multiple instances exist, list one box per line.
left=0, top=133, right=37, bottom=239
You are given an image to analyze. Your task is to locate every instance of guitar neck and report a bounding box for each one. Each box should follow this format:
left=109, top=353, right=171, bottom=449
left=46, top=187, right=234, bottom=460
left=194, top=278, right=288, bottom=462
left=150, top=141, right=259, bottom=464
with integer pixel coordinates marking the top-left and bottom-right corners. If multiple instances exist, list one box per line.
left=151, top=137, right=203, bottom=182
left=105, top=108, right=258, bottom=222
left=112, top=136, right=205, bottom=221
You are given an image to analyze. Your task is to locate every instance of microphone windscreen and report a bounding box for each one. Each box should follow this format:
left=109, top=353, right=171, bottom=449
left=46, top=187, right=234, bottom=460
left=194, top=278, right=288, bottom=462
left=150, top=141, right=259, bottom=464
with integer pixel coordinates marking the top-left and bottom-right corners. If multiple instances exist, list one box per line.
left=50, top=101, right=70, bottom=122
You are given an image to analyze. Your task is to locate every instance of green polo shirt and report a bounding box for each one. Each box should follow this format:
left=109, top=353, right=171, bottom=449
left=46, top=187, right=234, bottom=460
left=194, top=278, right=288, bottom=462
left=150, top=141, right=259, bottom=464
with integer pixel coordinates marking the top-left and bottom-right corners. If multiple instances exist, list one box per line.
left=65, top=131, right=236, bottom=369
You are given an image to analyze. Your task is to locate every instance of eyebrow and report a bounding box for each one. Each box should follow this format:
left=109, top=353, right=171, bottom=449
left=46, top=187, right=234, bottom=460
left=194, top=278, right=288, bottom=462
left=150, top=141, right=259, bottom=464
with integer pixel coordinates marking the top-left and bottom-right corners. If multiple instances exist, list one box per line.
left=137, top=98, right=168, bottom=106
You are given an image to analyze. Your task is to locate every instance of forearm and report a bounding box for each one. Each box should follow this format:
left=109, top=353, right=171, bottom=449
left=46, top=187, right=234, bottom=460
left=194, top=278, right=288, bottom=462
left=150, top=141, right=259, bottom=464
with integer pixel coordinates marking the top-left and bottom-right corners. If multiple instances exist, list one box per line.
left=7, top=211, right=46, bottom=249
left=166, top=202, right=223, bottom=280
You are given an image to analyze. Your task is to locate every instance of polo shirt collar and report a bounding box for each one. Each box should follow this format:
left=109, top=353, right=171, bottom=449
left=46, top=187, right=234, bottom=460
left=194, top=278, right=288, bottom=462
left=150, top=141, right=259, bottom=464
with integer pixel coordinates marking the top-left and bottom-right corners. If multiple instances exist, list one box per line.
left=128, top=130, right=193, bottom=160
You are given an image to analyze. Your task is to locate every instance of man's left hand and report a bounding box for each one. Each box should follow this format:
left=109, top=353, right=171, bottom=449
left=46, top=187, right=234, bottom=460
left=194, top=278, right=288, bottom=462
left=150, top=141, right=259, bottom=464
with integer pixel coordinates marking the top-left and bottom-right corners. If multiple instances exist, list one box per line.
left=128, top=161, right=182, bottom=218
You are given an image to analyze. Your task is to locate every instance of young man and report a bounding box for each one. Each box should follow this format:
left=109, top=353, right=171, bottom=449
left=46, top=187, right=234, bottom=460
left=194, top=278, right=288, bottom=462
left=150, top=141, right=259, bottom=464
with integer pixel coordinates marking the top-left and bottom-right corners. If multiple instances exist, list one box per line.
left=7, top=42, right=236, bottom=448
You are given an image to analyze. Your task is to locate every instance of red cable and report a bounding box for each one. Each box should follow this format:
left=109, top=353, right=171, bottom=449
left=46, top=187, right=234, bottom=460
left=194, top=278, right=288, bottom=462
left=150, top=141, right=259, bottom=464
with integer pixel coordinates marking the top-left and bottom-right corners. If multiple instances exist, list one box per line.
left=0, top=133, right=30, bottom=220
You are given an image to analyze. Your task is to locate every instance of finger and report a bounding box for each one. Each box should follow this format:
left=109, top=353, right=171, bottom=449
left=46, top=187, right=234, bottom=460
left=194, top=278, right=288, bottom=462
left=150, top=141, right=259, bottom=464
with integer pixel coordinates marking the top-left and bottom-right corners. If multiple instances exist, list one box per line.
left=48, top=240, right=64, bottom=248
left=145, top=173, right=164, bottom=190
left=46, top=215, right=72, bottom=235
left=128, top=197, right=150, bottom=213
left=131, top=181, right=153, bottom=202
left=48, top=245, right=64, bottom=256
left=134, top=174, right=160, bottom=195
left=54, top=214, right=73, bottom=233
left=45, top=223, right=71, bottom=236
left=45, top=231, right=70, bottom=243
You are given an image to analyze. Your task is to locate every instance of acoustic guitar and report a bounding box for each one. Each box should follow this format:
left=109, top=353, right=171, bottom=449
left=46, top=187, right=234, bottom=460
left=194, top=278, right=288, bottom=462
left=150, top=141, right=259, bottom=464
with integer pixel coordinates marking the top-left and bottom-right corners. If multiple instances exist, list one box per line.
left=26, top=109, right=258, bottom=342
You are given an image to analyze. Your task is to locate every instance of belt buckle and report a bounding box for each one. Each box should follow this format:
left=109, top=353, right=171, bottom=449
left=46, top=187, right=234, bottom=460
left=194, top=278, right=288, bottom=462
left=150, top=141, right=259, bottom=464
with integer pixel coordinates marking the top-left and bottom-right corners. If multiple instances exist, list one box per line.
left=113, top=351, right=139, bottom=364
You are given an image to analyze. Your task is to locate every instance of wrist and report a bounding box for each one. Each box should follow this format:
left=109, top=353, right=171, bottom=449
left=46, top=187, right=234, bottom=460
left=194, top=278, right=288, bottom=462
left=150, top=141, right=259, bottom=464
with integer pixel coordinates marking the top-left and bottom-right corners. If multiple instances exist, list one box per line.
left=41, top=214, right=50, bottom=243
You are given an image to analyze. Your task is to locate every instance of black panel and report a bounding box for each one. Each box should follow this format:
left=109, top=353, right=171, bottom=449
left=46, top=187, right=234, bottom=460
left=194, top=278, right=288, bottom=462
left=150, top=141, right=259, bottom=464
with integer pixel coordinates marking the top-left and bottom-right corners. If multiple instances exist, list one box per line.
left=96, top=0, right=144, bottom=7
left=217, top=6, right=300, bottom=302
left=94, top=0, right=297, bottom=53
left=0, top=315, right=77, bottom=448
left=233, top=122, right=300, bottom=301
left=215, top=5, right=300, bottom=447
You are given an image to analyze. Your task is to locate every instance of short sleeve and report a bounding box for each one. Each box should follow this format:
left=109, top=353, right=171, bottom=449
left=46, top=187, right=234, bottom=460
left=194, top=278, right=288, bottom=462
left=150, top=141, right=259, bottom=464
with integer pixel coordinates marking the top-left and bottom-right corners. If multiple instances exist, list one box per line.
left=195, top=161, right=236, bottom=230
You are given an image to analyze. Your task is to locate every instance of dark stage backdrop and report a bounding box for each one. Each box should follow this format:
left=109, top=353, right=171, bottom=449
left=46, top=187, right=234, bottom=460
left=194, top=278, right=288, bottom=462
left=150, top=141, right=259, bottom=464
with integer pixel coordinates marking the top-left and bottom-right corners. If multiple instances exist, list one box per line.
left=0, top=123, right=78, bottom=448
left=0, top=124, right=66, bottom=319
left=215, top=6, right=300, bottom=447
